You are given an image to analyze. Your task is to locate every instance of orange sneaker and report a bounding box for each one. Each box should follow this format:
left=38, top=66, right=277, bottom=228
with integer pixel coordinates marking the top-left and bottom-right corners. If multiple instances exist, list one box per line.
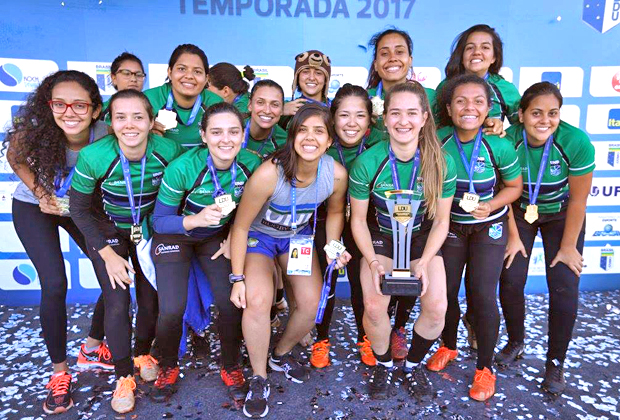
left=357, top=336, right=376, bottom=366
left=469, top=367, right=496, bottom=401
left=390, top=327, right=408, bottom=360
left=111, top=375, right=136, bottom=413
left=310, top=339, right=330, bottom=368
left=134, top=354, right=159, bottom=382
left=426, top=346, right=458, bottom=372
left=220, top=366, right=248, bottom=400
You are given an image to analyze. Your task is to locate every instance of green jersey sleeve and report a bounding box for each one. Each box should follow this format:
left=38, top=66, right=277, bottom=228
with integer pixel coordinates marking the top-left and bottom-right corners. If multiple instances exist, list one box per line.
left=348, top=151, right=372, bottom=200
left=442, top=153, right=457, bottom=198
left=494, top=136, right=522, bottom=181
left=564, top=123, right=596, bottom=176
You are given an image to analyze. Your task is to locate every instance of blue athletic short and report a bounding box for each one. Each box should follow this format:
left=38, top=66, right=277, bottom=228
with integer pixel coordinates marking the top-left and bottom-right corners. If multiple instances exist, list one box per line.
left=246, top=225, right=312, bottom=259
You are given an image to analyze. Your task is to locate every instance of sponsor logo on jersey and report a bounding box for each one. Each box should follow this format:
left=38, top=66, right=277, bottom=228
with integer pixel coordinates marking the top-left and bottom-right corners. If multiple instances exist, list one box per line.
left=474, top=157, right=486, bottom=173
left=376, top=182, right=394, bottom=190
left=542, top=71, right=562, bottom=89
left=608, top=108, right=620, bottom=129
left=247, top=238, right=259, bottom=247
left=155, top=243, right=180, bottom=255
left=107, top=238, right=120, bottom=246
left=488, top=222, right=503, bottom=240
left=549, top=160, right=562, bottom=176
left=152, top=172, right=163, bottom=186
left=194, top=188, right=212, bottom=195
left=600, top=246, right=614, bottom=271
left=12, top=263, right=37, bottom=286
left=447, top=231, right=457, bottom=239
left=372, top=240, right=384, bottom=246
left=108, top=180, right=126, bottom=186
left=234, top=186, right=244, bottom=197
left=582, top=0, right=620, bottom=34
left=0, top=58, right=59, bottom=92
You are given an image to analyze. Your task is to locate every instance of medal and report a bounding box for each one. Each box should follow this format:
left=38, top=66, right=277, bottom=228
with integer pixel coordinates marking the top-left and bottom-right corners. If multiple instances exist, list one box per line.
left=323, top=239, right=346, bottom=260
left=130, top=224, right=143, bottom=244
left=207, top=154, right=238, bottom=220
left=524, top=204, right=538, bottom=224
left=156, top=109, right=178, bottom=130
left=215, top=194, right=236, bottom=216
left=345, top=203, right=351, bottom=222
left=393, top=203, right=413, bottom=225
left=459, top=192, right=480, bottom=213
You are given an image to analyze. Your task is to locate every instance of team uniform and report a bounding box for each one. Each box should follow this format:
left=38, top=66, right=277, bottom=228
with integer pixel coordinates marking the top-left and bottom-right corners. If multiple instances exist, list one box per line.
left=70, top=134, right=184, bottom=380
left=243, top=118, right=288, bottom=160
left=233, top=92, right=250, bottom=114
left=435, top=74, right=521, bottom=125
left=434, top=125, right=521, bottom=376
left=144, top=82, right=223, bottom=148
left=498, top=122, right=594, bottom=383
left=100, top=98, right=112, bottom=125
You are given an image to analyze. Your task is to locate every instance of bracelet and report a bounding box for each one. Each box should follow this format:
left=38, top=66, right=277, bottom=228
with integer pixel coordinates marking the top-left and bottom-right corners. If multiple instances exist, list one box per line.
left=368, top=259, right=379, bottom=267
left=228, top=273, right=245, bottom=284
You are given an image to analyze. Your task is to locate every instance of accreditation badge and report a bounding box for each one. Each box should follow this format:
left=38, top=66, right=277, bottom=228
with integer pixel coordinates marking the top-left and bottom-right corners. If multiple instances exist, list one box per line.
left=215, top=194, right=236, bottom=217
left=156, top=109, right=178, bottom=130
left=524, top=204, right=539, bottom=224
left=287, top=235, right=314, bottom=276
left=459, top=192, right=480, bottom=213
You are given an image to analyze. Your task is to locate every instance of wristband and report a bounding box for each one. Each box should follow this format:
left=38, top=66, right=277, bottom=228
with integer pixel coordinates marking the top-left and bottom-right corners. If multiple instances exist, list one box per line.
left=229, top=273, right=245, bottom=284
left=369, top=259, right=379, bottom=267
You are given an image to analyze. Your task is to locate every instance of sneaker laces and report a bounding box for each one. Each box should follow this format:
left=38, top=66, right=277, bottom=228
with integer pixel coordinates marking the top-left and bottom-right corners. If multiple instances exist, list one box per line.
left=392, top=327, right=406, bottom=347
left=547, top=362, right=564, bottom=382
left=312, top=340, right=330, bottom=358
left=247, top=376, right=266, bottom=400
left=46, top=373, right=71, bottom=397
left=135, top=354, right=158, bottom=369
left=370, top=364, right=391, bottom=387
left=413, top=366, right=430, bottom=387
left=155, top=367, right=179, bottom=387
left=474, top=368, right=495, bottom=387
left=222, top=367, right=245, bottom=386
left=501, top=341, right=523, bottom=356
left=96, top=343, right=112, bottom=361
left=358, top=336, right=373, bottom=356
left=113, top=376, right=136, bottom=398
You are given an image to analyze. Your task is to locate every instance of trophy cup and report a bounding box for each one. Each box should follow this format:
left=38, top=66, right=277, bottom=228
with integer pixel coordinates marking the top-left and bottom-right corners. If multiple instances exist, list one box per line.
left=380, top=190, right=422, bottom=296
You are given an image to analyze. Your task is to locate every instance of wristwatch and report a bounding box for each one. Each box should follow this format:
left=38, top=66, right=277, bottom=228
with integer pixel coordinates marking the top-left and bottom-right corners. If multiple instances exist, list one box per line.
left=229, top=273, right=245, bottom=284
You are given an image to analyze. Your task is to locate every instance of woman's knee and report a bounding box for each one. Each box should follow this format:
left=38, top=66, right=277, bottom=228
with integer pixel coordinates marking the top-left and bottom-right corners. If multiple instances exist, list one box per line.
left=363, top=296, right=388, bottom=324
left=246, top=291, right=272, bottom=314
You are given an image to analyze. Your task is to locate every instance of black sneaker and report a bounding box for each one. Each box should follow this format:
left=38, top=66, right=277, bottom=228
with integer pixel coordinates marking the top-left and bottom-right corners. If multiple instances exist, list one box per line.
left=368, top=363, right=394, bottom=400
left=495, top=341, right=524, bottom=366
left=43, top=371, right=74, bottom=414
left=190, top=329, right=210, bottom=360
left=150, top=366, right=180, bottom=403
left=268, top=353, right=309, bottom=383
left=243, top=375, right=270, bottom=418
left=404, top=364, right=433, bottom=401
left=542, top=359, right=566, bottom=395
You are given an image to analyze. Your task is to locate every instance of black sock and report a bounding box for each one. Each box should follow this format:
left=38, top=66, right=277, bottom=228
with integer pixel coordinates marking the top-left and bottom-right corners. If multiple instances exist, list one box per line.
left=406, top=329, right=436, bottom=364
left=275, top=288, right=284, bottom=303
left=476, top=362, right=493, bottom=374
left=373, top=347, right=393, bottom=367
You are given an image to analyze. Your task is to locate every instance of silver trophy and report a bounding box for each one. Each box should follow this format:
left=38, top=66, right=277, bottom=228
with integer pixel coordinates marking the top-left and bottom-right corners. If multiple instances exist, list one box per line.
left=380, top=190, right=422, bottom=296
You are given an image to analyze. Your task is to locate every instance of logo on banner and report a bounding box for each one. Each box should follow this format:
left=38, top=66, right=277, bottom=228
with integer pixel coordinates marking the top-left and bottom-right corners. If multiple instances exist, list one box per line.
left=12, top=263, right=37, bottom=285
left=583, top=0, right=620, bottom=33
left=608, top=108, right=620, bottom=128
left=329, top=78, right=341, bottom=95
left=600, top=246, right=614, bottom=271
left=613, top=71, right=620, bottom=92
left=542, top=71, right=562, bottom=89
left=95, top=65, right=112, bottom=92
left=0, top=63, right=22, bottom=87
left=608, top=143, right=620, bottom=167
left=593, top=221, right=620, bottom=236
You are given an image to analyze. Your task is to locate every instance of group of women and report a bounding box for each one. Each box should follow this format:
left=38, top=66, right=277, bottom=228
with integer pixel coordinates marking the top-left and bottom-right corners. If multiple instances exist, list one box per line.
left=5, top=23, right=594, bottom=418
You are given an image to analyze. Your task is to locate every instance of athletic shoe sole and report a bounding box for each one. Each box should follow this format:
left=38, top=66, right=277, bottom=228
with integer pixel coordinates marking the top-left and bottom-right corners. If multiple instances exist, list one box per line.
left=243, top=404, right=269, bottom=418
left=43, top=400, right=73, bottom=415
left=77, top=361, right=114, bottom=370
left=268, top=359, right=305, bottom=384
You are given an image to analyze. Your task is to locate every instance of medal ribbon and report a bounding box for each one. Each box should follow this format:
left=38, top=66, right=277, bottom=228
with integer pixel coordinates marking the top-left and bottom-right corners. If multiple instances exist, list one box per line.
left=55, top=128, right=94, bottom=198
left=374, top=81, right=383, bottom=99
left=523, top=129, right=553, bottom=206
left=119, top=150, right=147, bottom=227
left=165, top=90, right=202, bottom=126
left=206, top=154, right=237, bottom=199
left=387, top=145, right=420, bottom=200
left=291, top=157, right=322, bottom=236
left=453, top=129, right=483, bottom=194
left=299, top=94, right=330, bottom=107
left=243, top=119, right=274, bottom=155
left=315, top=257, right=339, bottom=324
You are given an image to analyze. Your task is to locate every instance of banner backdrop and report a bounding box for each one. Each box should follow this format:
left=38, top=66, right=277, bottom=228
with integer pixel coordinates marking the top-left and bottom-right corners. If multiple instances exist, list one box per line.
left=0, top=0, right=619, bottom=304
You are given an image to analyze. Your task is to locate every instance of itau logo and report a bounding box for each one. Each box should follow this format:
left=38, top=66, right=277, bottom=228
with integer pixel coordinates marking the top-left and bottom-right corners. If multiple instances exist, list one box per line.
left=12, top=263, right=37, bottom=285
left=0, top=63, right=23, bottom=87
left=583, top=0, right=620, bottom=33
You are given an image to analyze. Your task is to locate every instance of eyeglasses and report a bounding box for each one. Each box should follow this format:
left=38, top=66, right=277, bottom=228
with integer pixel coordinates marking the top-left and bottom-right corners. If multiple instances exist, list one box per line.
left=48, top=100, right=92, bottom=115
left=115, top=69, right=147, bottom=79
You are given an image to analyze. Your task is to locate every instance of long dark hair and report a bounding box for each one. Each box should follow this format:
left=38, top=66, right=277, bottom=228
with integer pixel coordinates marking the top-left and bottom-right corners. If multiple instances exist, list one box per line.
left=271, top=103, right=335, bottom=183
left=3, top=70, right=102, bottom=197
left=520, top=82, right=563, bottom=112
left=366, top=27, right=413, bottom=89
left=444, top=24, right=504, bottom=79
left=437, top=74, right=493, bottom=128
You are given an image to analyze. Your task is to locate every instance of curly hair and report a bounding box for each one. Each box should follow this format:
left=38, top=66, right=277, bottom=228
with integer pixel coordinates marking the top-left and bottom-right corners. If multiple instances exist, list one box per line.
left=3, top=70, right=102, bottom=197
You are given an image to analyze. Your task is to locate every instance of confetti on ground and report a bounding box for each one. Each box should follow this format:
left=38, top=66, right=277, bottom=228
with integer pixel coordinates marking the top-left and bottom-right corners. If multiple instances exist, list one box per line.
left=0, top=291, right=619, bottom=419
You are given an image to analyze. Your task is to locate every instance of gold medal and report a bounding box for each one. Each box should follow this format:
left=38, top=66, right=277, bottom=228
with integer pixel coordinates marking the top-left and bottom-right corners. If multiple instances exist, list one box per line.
left=215, top=194, right=236, bottom=217
left=345, top=203, right=351, bottom=223
left=524, top=204, right=538, bottom=224
left=130, top=224, right=143, bottom=245
left=459, top=192, right=480, bottom=213
left=393, top=203, right=412, bottom=226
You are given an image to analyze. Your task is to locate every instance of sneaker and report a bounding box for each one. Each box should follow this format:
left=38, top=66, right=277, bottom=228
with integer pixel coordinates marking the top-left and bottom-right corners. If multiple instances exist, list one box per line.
left=357, top=336, right=376, bottom=367
left=43, top=371, right=73, bottom=415
left=134, top=354, right=159, bottom=382
left=221, top=366, right=248, bottom=400
left=368, top=363, right=394, bottom=400
left=469, top=367, right=496, bottom=401
left=270, top=306, right=281, bottom=328
left=190, top=330, right=211, bottom=360
left=462, top=314, right=477, bottom=350
left=151, top=366, right=180, bottom=403
left=275, top=295, right=288, bottom=312
left=404, top=364, right=433, bottom=401
left=542, top=359, right=566, bottom=395
left=77, top=343, right=114, bottom=370
left=426, top=346, right=458, bottom=372
left=495, top=341, right=524, bottom=367
left=268, top=353, right=309, bottom=383
left=243, top=375, right=270, bottom=418
left=111, top=375, right=136, bottom=414
left=310, top=339, right=330, bottom=368
left=390, top=327, right=408, bottom=360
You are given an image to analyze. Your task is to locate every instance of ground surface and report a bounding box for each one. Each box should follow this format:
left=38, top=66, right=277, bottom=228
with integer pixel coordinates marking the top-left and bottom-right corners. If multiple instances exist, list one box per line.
left=1, top=291, right=619, bottom=420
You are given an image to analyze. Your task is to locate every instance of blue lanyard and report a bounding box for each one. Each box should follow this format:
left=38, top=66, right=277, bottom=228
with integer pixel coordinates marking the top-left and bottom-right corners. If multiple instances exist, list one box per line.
left=206, top=154, right=237, bottom=199
left=334, top=136, right=366, bottom=168
left=54, top=128, right=94, bottom=198
left=375, top=81, right=383, bottom=98
left=453, top=129, right=483, bottom=194
left=315, top=258, right=338, bottom=324
left=483, top=73, right=490, bottom=81
left=119, top=150, right=147, bottom=226
left=523, top=130, right=553, bottom=206
left=291, top=157, right=322, bottom=235
left=233, top=94, right=242, bottom=104
left=299, top=94, right=330, bottom=107
left=243, top=120, right=274, bottom=155
left=387, top=145, right=420, bottom=200
left=165, top=91, right=202, bottom=126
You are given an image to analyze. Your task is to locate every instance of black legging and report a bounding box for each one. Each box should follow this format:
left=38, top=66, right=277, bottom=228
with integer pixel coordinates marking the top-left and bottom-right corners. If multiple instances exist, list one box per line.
left=88, top=226, right=158, bottom=378
left=441, top=216, right=508, bottom=371
left=12, top=199, right=105, bottom=364
left=315, top=220, right=365, bottom=342
left=499, top=207, right=584, bottom=363
left=153, top=231, right=242, bottom=369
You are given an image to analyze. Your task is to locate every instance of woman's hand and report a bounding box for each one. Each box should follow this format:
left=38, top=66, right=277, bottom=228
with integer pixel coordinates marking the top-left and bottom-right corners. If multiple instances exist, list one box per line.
left=504, top=234, right=527, bottom=269
left=151, top=121, right=166, bottom=137
left=187, top=204, right=223, bottom=229
left=412, top=259, right=429, bottom=297
left=283, top=99, right=307, bottom=116
left=99, top=246, right=135, bottom=290
left=38, top=194, right=62, bottom=215
left=212, top=237, right=231, bottom=260
left=370, top=260, right=386, bottom=296
left=326, top=250, right=352, bottom=270
left=550, top=246, right=584, bottom=277
left=482, top=117, right=506, bottom=137
left=471, top=201, right=492, bottom=220
left=230, top=281, right=246, bottom=309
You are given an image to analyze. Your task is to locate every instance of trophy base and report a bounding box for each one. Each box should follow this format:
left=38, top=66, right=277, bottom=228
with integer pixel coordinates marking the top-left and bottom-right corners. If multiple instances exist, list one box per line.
left=380, top=274, right=421, bottom=296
